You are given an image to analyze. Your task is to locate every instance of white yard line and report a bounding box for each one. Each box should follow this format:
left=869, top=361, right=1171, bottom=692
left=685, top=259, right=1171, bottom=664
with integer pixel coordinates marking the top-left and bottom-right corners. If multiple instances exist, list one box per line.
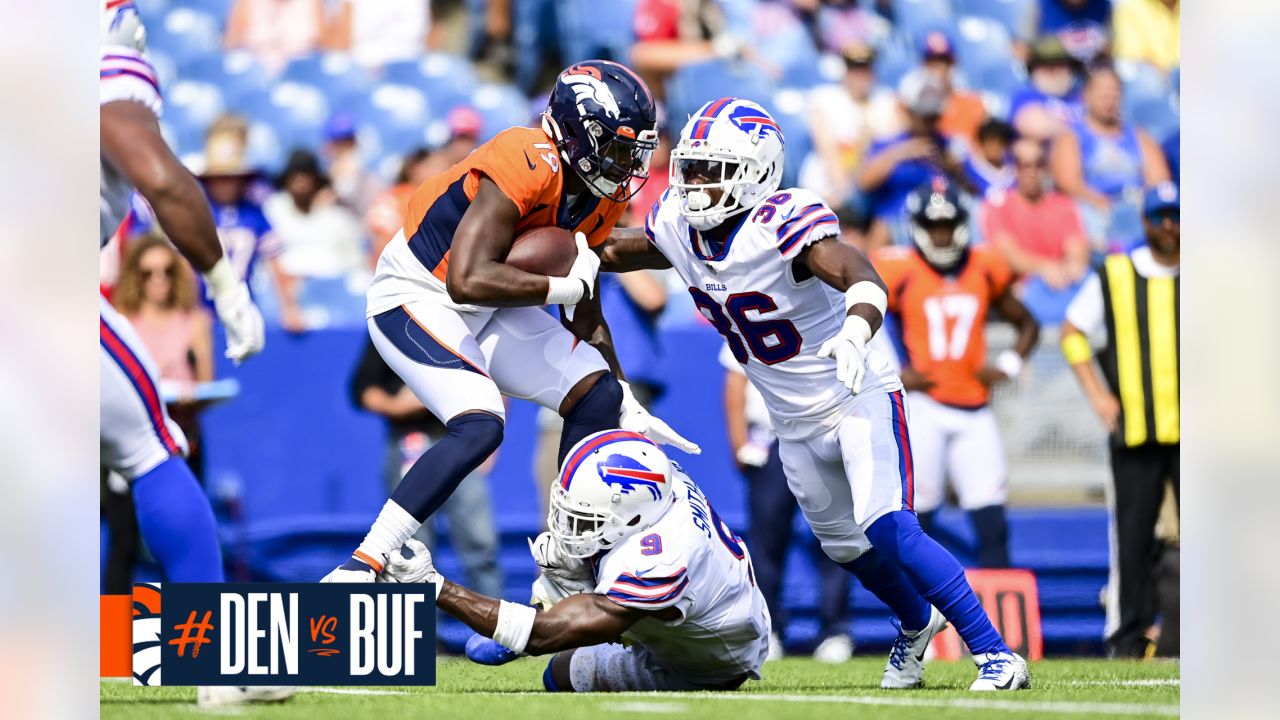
left=600, top=701, right=690, bottom=714
left=1065, top=679, right=1180, bottom=688
left=295, top=688, right=411, bottom=697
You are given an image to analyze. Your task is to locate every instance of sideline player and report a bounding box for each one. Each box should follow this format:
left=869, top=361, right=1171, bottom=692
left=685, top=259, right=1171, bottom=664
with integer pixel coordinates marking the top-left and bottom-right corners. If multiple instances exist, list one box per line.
left=323, top=61, right=698, bottom=584
left=873, top=182, right=1039, bottom=568
left=99, top=2, right=283, bottom=707
left=382, top=430, right=771, bottom=692
left=598, top=98, right=1029, bottom=690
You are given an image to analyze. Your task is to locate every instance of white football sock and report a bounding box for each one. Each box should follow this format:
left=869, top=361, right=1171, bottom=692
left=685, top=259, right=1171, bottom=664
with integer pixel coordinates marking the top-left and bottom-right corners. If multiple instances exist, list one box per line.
left=355, top=500, right=421, bottom=566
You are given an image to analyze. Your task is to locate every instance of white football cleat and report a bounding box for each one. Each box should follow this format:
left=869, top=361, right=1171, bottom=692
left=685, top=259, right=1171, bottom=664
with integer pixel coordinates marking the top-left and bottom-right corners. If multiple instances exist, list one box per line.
left=813, top=633, right=854, bottom=663
left=765, top=631, right=784, bottom=662
left=881, top=606, right=948, bottom=689
left=197, top=686, right=294, bottom=707
left=969, top=651, right=1031, bottom=691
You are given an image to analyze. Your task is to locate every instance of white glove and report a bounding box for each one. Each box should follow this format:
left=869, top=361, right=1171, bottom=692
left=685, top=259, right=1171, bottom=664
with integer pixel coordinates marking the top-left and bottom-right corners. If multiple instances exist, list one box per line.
left=320, top=555, right=380, bottom=584
left=528, top=532, right=593, bottom=583
left=204, top=258, right=265, bottom=363
left=735, top=443, right=770, bottom=468
left=382, top=538, right=445, bottom=597
left=546, top=232, right=601, bottom=321
left=817, top=315, right=873, bottom=394
left=618, top=380, right=701, bottom=454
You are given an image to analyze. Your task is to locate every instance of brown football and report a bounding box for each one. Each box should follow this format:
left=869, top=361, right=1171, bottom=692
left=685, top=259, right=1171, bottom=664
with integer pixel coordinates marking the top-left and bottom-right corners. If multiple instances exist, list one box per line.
left=504, top=226, right=577, bottom=277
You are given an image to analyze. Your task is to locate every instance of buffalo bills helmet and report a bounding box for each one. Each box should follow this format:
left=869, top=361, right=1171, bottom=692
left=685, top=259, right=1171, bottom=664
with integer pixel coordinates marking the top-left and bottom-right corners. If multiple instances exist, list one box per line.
left=542, top=61, right=659, bottom=203
left=905, top=177, right=972, bottom=272
left=101, top=0, right=147, bottom=51
left=549, top=430, right=675, bottom=558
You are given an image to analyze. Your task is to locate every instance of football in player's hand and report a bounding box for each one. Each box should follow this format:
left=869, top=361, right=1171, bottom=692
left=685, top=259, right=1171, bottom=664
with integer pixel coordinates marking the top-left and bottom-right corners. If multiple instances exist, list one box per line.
left=505, top=226, right=576, bottom=277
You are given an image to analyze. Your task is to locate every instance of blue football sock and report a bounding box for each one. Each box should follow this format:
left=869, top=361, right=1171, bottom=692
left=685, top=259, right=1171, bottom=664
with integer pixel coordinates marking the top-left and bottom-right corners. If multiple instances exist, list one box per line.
left=130, top=456, right=224, bottom=582
left=557, top=372, right=623, bottom=466
left=392, top=413, right=504, bottom=522
left=842, top=547, right=932, bottom=633
left=866, top=510, right=1009, bottom=656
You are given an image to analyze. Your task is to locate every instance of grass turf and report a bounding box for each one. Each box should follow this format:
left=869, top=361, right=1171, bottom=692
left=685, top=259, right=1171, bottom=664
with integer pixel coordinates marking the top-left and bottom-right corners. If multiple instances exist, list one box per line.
left=101, top=655, right=1179, bottom=719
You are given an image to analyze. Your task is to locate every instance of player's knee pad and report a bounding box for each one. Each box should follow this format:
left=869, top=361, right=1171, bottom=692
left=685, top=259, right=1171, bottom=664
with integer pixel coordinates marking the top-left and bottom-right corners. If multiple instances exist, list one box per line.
left=446, top=412, right=505, bottom=458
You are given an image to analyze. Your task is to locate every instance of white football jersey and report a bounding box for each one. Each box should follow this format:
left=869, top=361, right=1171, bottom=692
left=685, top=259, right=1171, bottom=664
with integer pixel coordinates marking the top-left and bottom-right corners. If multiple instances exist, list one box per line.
left=646, top=187, right=901, bottom=440
left=100, top=46, right=164, bottom=246
left=592, top=467, right=770, bottom=684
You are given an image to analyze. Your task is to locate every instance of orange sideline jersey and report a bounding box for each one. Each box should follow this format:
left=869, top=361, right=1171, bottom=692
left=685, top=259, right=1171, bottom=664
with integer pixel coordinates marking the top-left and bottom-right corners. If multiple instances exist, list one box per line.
left=401, top=126, right=628, bottom=282
left=873, top=245, right=1013, bottom=408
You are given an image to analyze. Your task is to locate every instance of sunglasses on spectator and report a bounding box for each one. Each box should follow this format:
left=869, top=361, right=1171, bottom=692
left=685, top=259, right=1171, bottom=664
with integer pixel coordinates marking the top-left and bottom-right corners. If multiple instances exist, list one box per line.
left=141, top=265, right=176, bottom=280
left=844, top=57, right=873, bottom=70
left=1145, top=210, right=1179, bottom=224
left=1015, top=159, right=1046, bottom=169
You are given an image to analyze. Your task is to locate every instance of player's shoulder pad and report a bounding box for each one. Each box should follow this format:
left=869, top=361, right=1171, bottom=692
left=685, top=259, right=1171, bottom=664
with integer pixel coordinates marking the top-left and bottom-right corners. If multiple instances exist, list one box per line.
left=100, top=47, right=163, bottom=115
left=643, top=188, right=680, bottom=243
left=595, top=521, right=693, bottom=611
left=751, top=187, right=840, bottom=257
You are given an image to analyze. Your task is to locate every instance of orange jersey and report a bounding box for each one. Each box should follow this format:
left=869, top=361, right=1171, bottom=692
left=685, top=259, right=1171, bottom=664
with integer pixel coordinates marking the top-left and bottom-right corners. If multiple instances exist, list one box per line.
left=873, top=245, right=1013, bottom=408
left=402, top=126, right=628, bottom=282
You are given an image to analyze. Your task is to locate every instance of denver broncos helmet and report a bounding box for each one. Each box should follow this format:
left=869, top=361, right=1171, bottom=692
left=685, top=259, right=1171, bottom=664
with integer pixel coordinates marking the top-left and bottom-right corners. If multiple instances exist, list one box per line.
left=905, top=177, right=972, bottom=272
left=542, top=60, right=659, bottom=203
left=549, top=430, right=676, bottom=558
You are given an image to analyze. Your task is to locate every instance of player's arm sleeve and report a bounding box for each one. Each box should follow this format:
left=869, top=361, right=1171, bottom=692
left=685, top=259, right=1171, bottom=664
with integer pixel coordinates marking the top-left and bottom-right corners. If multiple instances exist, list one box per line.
left=773, top=194, right=841, bottom=260
left=597, top=559, right=693, bottom=622
left=466, top=131, right=558, bottom=217
left=100, top=50, right=163, bottom=116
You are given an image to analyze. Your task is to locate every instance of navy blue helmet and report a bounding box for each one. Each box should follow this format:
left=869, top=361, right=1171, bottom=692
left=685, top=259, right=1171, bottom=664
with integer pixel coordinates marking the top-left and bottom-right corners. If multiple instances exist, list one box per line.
left=542, top=60, right=658, bottom=202
left=905, top=177, right=972, bottom=271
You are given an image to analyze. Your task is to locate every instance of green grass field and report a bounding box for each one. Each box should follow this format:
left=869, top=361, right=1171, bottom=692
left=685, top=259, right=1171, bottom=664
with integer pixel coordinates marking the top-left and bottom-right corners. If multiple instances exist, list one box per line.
left=101, top=656, right=1179, bottom=719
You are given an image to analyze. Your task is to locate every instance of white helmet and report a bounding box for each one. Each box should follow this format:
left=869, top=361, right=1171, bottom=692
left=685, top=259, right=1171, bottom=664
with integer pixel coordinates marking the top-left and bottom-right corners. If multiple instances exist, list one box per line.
left=670, top=98, right=785, bottom=231
left=101, top=0, right=147, bottom=51
left=549, top=430, right=676, bottom=558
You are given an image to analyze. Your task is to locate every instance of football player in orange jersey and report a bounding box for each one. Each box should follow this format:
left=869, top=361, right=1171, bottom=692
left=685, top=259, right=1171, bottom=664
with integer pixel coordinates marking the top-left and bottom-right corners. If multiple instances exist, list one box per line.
left=873, top=181, right=1039, bottom=568
left=323, top=61, right=699, bottom=583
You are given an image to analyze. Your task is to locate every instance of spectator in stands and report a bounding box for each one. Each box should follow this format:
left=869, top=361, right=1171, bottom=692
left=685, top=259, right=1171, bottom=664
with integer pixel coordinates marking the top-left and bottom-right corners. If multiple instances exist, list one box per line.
left=1050, top=64, right=1170, bottom=249
left=197, top=119, right=304, bottom=332
left=322, top=112, right=383, bottom=218
left=324, top=0, right=442, bottom=69
left=1008, top=35, right=1083, bottom=142
left=857, top=76, right=964, bottom=249
left=898, top=29, right=987, bottom=147
left=807, top=0, right=891, bottom=56
left=264, top=149, right=366, bottom=280
left=722, top=347, right=853, bottom=663
left=631, top=0, right=741, bottom=99
left=983, top=139, right=1090, bottom=323
left=224, top=0, right=326, bottom=75
left=1112, top=0, right=1180, bottom=74
left=1037, top=0, right=1111, bottom=64
left=114, top=236, right=215, bottom=477
left=962, top=118, right=1017, bottom=200
left=800, top=42, right=895, bottom=210
left=349, top=339, right=504, bottom=602
left=364, top=148, right=434, bottom=269
left=421, top=107, right=483, bottom=177
left=1060, top=182, right=1180, bottom=659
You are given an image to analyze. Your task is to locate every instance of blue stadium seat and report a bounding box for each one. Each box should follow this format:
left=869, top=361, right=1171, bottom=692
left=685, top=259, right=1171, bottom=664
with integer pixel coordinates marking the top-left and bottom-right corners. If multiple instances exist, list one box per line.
left=955, top=0, right=1035, bottom=40
left=351, top=84, right=433, bottom=161
left=383, top=54, right=477, bottom=115
left=180, top=51, right=270, bottom=105
left=1129, top=95, right=1179, bottom=144
left=469, top=83, right=536, bottom=141
left=134, top=0, right=172, bottom=22
left=148, top=7, right=221, bottom=66
left=1118, top=61, right=1171, bottom=116
left=173, top=0, right=235, bottom=20
left=243, top=121, right=287, bottom=176
left=162, top=79, right=227, bottom=156
left=241, top=82, right=331, bottom=156
left=873, top=32, right=919, bottom=90
left=955, top=16, right=1014, bottom=79
left=555, top=0, right=638, bottom=65
left=770, top=88, right=813, bottom=191
left=892, top=0, right=956, bottom=47
left=665, top=59, right=777, bottom=132
left=279, top=53, right=372, bottom=107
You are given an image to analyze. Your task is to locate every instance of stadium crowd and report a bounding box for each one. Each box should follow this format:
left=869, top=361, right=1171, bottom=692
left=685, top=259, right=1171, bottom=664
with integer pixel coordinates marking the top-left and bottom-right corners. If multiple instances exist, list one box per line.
left=101, top=0, right=1180, bottom=660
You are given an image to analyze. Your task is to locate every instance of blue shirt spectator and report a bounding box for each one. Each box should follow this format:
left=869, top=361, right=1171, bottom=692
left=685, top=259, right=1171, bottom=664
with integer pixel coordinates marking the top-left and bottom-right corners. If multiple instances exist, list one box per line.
left=1039, top=0, right=1110, bottom=63
left=1007, top=36, right=1084, bottom=142
left=962, top=118, right=1016, bottom=199
left=1162, top=130, right=1179, bottom=184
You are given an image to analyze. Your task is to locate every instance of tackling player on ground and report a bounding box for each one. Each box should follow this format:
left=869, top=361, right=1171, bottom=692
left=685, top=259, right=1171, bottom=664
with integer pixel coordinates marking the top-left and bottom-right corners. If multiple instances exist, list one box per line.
left=382, top=430, right=771, bottom=692
left=323, top=61, right=698, bottom=584
left=598, top=98, right=1030, bottom=690
left=99, top=2, right=282, bottom=706
left=873, top=181, right=1040, bottom=568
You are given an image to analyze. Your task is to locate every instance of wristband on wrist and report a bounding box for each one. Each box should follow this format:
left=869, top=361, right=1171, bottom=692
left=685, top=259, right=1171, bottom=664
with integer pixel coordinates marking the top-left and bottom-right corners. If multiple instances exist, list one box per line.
left=546, top=276, right=587, bottom=306
left=995, top=349, right=1023, bottom=379
left=203, top=257, right=241, bottom=298
left=842, top=314, right=874, bottom=345
left=844, top=280, right=887, bottom=318
left=492, top=600, right=537, bottom=655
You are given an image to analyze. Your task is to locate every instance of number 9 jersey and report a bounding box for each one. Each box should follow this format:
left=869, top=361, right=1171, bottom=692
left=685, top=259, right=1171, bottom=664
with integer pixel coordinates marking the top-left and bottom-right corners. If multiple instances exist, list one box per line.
left=645, top=187, right=901, bottom=440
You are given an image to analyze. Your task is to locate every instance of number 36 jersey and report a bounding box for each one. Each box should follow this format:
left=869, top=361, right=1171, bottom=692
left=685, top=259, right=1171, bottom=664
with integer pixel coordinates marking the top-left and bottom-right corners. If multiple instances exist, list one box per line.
left=645, top=188, right=900, bottom=440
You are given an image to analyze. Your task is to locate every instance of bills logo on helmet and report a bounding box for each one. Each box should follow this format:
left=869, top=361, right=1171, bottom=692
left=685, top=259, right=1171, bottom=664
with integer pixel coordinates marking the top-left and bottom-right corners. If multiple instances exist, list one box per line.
left=561, top=65, right=621, bottom=120
left=727, top=105, right=783, bottom=145
left=597, top=454, right=666, bottom=500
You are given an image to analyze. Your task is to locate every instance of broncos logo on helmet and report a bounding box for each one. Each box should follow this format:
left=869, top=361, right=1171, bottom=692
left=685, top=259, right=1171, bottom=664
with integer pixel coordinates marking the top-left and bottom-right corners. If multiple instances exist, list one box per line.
left=597, top=453, right=667, bottom=501
left=561, top=67, right=622, bottom=120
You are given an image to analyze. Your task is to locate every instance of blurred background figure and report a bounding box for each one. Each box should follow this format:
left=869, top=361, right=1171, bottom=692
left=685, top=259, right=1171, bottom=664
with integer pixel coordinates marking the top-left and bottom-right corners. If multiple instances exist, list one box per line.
left=1008, top=35, right=1082, bottom=143
left=422, top=106, right=484, bottom=175
left=349, top=338, right=504, bottom=601
left=962, top=118, right=1016, bottom=200
left=265, top=149, right=366, bottom=282
left=983, top=139, right=1090, bottom=324
left=196, top=115, right=304, bottom=332
left=364, top=148, right=435, bottom=266
left=1050, top=65, right=1170, bottom=251
left=1060, top=182, right=1180, bottom=658
left=322, top=112, right=384, bottom=218
left=224, top=0, right=325, bottom=74
left=1036, top=0, right=1110, bottom=64
left=1111, top=0, right=1180, bottom=75
left=898, top=29, right=985, bottom=147
left=722, top=347, right=852, bottom=663
left=631, top=0, right=739, bottom=98
left=324, top=0, right=442, bottom=69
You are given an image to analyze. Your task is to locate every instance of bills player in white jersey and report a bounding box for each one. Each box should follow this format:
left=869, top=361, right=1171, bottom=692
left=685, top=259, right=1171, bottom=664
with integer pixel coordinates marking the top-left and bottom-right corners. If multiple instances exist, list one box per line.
left=100, top=2, right=283, bottom=707
left=598, top=98, right=1029, bottom=690
left=381, top=430, right=771, bottom=692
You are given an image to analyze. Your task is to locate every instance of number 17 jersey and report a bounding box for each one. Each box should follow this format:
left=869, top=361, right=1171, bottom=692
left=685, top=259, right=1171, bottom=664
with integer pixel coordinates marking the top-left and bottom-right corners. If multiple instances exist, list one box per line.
left=645, top=188, right=900, bottom=440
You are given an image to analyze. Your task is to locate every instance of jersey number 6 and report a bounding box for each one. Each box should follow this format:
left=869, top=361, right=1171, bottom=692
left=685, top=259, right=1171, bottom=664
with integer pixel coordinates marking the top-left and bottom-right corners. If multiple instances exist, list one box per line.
left=688, top=288, right=802, bottom=365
